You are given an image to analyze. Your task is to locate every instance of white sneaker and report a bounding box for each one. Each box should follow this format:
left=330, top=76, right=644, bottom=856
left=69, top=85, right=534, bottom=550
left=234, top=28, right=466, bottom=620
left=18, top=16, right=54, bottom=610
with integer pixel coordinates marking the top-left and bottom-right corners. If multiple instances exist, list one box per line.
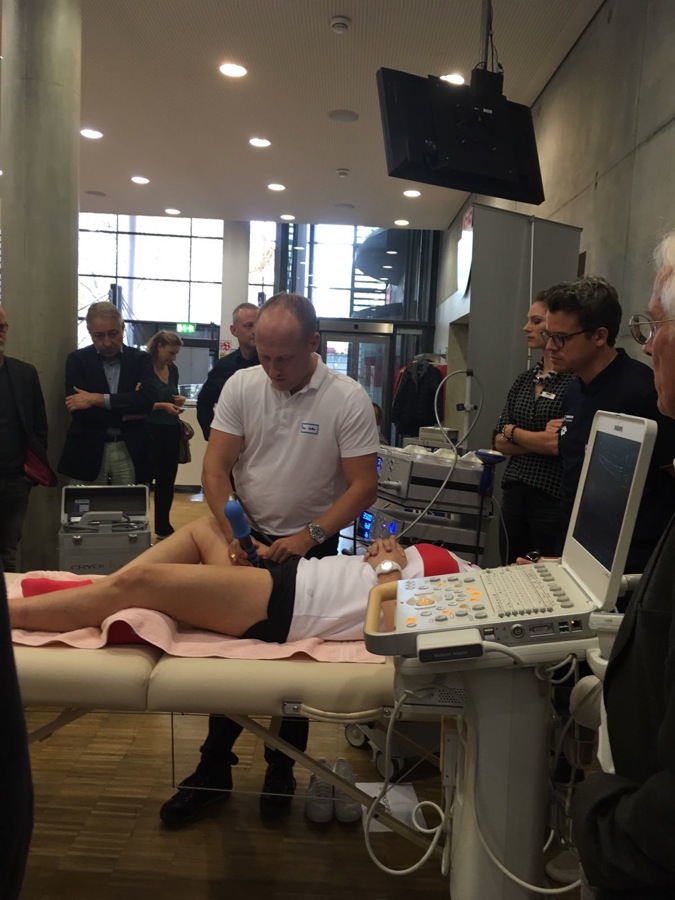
left=304, top=758, right=333, bottom=823
left=545, top=848, right=580, bottom=884
left=333, top=757, right=361, bottom=824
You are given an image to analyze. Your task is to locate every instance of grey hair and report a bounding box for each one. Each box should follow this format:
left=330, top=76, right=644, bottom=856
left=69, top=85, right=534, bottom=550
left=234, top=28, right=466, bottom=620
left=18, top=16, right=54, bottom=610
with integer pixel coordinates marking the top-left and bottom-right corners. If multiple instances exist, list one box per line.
left=654, top=232, right=675, bottom=317
left=232, top=302, right=258, bottom=325
left=86, top=301, right=123, bottom=328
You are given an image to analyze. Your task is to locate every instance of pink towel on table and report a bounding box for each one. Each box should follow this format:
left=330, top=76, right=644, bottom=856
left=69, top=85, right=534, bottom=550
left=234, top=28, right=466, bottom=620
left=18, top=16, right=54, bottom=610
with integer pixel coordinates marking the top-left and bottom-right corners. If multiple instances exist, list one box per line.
left=8, top=571, right=383, bottom=663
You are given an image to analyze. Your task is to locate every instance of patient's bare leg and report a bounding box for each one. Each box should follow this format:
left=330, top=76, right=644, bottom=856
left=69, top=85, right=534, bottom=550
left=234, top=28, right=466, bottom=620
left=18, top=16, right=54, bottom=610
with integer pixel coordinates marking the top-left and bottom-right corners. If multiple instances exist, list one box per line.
left=10, top=562, right=273, bottom=637
left=117, top=516, right=233, bottom=571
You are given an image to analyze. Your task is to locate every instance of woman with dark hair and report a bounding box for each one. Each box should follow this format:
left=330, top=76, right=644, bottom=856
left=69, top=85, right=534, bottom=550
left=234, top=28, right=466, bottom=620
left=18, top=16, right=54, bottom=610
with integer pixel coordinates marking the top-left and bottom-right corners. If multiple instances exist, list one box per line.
left=146, top=331, right=185, bottom=540
left=493, top=293, right=575, bottom=563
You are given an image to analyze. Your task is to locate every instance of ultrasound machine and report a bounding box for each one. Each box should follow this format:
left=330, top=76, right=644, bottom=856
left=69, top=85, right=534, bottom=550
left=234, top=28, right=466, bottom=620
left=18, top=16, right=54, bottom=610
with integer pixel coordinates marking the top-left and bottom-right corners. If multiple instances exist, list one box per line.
left=364, top=411, right=656, bottom=899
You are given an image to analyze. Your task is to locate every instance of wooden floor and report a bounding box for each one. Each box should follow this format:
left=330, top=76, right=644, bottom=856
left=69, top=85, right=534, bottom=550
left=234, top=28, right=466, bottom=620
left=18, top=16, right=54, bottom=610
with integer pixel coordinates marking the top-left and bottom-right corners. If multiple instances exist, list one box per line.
left=19, top=491, right=580, bottom=899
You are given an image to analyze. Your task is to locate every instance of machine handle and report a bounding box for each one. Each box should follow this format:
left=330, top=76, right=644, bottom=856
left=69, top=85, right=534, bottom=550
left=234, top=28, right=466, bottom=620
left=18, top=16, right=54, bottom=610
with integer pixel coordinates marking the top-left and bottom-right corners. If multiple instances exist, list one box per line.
left=363, top=581, right=400, bottom=656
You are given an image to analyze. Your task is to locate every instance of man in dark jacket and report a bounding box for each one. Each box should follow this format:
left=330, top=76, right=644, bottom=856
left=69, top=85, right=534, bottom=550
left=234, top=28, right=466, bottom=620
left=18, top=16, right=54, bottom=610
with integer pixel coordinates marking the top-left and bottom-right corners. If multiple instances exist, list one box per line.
left=572, top=238, right=675, bottom=899
left=0, top=305, right=55, bottom=571
left=58, top=301, right=157, bottom=484
left=196, top=302, right=258, bottom=440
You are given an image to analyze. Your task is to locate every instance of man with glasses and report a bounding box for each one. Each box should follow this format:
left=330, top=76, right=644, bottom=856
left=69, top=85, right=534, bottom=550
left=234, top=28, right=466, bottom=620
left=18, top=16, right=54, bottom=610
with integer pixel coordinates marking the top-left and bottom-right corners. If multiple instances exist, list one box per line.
left=571, top=239, right=675, bottom=898
left=0, top=305, right=54, bottom=571
left=58, top=301, right=157, bottom=485
left=543, top=276, right=675, bottom=573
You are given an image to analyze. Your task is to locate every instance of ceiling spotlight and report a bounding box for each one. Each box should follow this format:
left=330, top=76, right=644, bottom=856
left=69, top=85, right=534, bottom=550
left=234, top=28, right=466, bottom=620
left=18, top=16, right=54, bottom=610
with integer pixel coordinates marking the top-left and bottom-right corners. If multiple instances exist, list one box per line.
left=280, top=214, right=295, bottom=221
left=249, top=137, right=271, bottom=148
left=81, top=128, right=103, bottom=139
left=219, top=62, right=247, bottom=78
left=383, top=265, right=393, bottom=270
left=268, top=183, right=285, bottom=191
left=165, top=208, right=181, bottom=216
left=386, top=250, right=397, bottom=255
left=336, top=168, right=350, bottom=178
left=403, top=189, right=421, bottom=197
left=441, top=73, right=465, bottom=85
left=394, top=219, right=409, bottom=226
left=131, top=175, right=150, bottom=184
left=0, top=170, right=3, bottom=176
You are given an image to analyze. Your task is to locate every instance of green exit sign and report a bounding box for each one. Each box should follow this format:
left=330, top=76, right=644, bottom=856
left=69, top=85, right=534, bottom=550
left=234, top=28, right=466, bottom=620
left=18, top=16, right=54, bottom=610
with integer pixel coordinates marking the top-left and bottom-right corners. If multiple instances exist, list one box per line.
left=177, top=323, right=196, bottom=334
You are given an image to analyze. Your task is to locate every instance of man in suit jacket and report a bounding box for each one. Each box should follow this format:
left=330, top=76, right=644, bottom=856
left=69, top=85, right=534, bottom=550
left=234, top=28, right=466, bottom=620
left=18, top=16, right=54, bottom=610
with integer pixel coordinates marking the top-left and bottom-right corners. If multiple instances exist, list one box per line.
left=0, top=305, right=55, bottom=571
left=58, top=301, right=157, bottom=484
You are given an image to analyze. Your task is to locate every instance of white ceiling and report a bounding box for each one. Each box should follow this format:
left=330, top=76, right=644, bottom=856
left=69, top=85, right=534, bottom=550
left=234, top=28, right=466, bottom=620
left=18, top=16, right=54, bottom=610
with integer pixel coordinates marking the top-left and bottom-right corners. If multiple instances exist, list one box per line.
left=73, top=0, right=603, bottom=230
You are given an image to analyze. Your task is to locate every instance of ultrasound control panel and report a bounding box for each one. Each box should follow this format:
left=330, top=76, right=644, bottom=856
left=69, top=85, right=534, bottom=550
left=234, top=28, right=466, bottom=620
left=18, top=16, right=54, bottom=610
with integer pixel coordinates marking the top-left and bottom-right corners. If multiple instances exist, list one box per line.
left=375, top=565, right=598, bottom=658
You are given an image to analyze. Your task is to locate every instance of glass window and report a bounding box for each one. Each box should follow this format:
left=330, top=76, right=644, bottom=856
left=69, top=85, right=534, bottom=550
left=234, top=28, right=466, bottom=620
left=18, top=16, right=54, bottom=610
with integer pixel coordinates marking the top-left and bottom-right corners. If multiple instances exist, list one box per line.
left=312, top=286, right=351, bottom=318
left=117, top=233, right=191, bottom=281
left=314, top=224, right=355, bottom=244
left=192, top=218, right=224, bottom=237
left=78, top=275, right=115, bottom=315
left=80, top=212, right=118, bottom=232
left=248, top=285, right=267, bottom=305
left=114, top=278, right=190, bottom=322
left=79, top=231, right=117, bottom=276
left=118, top=214, right=192, bottom=236
left=191, top=237, right=224, bottom=283
left=189, top=282, right=222, bottom=324
left=312, top=244, right=354, bottom=290
left=249, top=221, right=276, bottom=290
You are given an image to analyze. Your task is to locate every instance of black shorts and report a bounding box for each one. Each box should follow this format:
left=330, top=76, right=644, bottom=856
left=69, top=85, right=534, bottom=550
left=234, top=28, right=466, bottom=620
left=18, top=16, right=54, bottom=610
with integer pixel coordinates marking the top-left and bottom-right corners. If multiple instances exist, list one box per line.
left=240, top=557, right=299, bottom=643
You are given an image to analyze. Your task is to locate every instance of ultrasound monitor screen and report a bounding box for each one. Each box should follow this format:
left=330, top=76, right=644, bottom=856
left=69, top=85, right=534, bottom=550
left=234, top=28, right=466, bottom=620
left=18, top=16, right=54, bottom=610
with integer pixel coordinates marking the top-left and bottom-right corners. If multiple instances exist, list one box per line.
left=572, top=432, right=641, bottom=571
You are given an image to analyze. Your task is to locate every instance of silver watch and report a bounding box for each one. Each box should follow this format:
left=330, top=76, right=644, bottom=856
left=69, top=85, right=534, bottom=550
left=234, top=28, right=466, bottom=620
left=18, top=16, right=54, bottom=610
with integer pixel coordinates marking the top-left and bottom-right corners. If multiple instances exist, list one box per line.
left=374, top=559, right=403, bottom=577
left=307, top=522, right=326, bottom=544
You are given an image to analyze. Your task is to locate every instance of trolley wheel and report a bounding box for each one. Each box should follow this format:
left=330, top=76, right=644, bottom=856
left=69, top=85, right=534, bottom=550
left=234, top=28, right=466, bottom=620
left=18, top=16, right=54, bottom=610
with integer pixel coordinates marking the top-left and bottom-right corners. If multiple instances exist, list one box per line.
left=345, top=724, right=369, bottom=749
left=375, top=751, right=403, bottom=780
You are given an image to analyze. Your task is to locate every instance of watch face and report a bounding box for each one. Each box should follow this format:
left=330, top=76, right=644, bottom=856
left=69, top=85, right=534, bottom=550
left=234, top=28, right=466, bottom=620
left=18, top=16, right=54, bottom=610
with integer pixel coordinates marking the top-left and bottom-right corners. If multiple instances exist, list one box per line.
left=380, top=560, right=394, bottom=572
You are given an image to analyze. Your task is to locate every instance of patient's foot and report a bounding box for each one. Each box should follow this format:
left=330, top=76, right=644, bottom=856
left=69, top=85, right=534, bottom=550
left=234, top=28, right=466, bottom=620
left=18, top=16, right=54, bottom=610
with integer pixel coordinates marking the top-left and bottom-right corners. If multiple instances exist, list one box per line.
left=259, top=762, right=296, bottom=818
left=160, top=764, right=233, bottom=829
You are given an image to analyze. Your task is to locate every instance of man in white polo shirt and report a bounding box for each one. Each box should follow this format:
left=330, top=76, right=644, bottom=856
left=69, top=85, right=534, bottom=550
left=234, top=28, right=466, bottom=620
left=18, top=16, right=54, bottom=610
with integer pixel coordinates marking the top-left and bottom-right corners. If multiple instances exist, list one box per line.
left=159, top=292, right=379, bottom=828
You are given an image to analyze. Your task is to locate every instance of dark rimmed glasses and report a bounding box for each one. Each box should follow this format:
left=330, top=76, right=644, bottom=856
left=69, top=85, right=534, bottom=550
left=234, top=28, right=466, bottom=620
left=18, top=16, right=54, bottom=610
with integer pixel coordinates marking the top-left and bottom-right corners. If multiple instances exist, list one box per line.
left=540, top=327, right=595, bottom=349
left=629, top=313, right=675, bottom=345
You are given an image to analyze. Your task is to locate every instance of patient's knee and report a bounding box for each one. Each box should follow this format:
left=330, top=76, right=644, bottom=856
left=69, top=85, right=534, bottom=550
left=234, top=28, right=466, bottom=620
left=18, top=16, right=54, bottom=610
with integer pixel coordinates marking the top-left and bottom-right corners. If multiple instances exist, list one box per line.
left=113, top=564, right=156, bottom=597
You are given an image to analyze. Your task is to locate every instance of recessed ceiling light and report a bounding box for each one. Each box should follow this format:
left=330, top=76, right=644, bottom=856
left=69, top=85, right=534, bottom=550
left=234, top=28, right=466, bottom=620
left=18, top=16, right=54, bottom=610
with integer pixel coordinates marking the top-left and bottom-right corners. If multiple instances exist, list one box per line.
left=293, top=246, right=304, bottom=251
left=328, top=109, right=359, bottom=123
left=394, top=219, right=409, bottom=226
left=165, top=208, right=181, bottom=216
left=386, top=250, right=397, bottom=255
left=131, top=175, right=150, bottom=184
left=334, top=203, right=355, bottom=209
left=0, top=170, right=3, bottom=176
left=441, top=73, right=465, bottom=85
left=280, top=214, right=295, bottom=221
left=403, top=189, right=421, bottom=198
left=268, top=183, right=285, bottom=191
left=383, top=265, right=393, bottom=269
left=85, top=189, right=106, bottom=197
left=80, top=128, right=103, bottom=139
left=249, top=137, right=271, bottom=148
left=219, top=62, right=247, bottom=78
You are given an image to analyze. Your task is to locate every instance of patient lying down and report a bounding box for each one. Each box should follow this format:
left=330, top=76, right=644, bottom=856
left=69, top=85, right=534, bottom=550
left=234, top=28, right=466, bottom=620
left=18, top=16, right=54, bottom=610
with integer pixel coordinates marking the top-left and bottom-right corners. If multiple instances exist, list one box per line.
left=9, top=516, right=470, bottom=644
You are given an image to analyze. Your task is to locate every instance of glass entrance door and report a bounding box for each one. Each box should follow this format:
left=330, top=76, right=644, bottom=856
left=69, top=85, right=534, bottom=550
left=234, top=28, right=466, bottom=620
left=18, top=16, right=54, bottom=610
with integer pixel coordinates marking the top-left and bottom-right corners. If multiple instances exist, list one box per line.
left=321, top=332, right=390, bottom=424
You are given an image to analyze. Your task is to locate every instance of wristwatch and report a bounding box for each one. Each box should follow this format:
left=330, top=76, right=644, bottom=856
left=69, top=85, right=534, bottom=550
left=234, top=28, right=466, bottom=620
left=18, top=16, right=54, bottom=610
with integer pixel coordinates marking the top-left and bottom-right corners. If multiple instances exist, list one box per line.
left=374, top=559, right=403, bottom=577
left=307, top=522, right=326, bottom=545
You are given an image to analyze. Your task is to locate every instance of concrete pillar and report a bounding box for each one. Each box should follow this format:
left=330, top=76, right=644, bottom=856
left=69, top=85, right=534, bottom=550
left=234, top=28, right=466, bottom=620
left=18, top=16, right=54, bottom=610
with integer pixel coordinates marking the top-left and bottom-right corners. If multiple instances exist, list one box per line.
left=220, top=221, right=250, bottom=356
left=1, top=0, right=81, bottom=569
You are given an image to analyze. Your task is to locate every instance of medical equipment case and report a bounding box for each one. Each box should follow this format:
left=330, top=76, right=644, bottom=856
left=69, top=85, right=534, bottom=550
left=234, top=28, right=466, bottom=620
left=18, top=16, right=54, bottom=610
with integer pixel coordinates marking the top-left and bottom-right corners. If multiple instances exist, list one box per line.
left=58, top=484, right=151, bottom=574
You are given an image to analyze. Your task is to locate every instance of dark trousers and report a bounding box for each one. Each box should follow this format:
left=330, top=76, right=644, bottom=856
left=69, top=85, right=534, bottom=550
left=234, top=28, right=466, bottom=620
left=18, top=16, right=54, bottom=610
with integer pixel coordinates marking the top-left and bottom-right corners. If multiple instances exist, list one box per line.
left=148, top=423, right=180, bottom=535
left=499, top=481, right=562, bottom=564
left=0, top=474, right=32, bottom=572
left=200, top=529, right=340, bottom=771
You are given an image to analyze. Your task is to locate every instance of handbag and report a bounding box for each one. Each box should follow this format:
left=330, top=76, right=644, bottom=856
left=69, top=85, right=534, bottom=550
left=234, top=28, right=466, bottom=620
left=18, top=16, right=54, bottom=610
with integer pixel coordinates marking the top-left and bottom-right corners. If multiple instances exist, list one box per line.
left=23, top=446, right=58, bottom=487
left=177, top=418, right=194, bottom=465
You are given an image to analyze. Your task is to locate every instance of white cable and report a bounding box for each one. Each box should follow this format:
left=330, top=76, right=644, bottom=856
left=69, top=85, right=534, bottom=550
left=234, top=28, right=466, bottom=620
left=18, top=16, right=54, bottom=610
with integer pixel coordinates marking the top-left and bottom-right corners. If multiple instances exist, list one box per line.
left=298, top=704, right=385, bottom=723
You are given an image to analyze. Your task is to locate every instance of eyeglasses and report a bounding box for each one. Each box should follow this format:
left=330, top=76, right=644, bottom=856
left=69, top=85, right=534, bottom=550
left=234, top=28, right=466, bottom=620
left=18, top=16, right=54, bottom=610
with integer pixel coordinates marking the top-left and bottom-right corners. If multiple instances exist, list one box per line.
left=540, top=328, right=595, bottom=349
left=629, top=313, right=675, bottom=345
left=0, top=323, right=8, bottom=333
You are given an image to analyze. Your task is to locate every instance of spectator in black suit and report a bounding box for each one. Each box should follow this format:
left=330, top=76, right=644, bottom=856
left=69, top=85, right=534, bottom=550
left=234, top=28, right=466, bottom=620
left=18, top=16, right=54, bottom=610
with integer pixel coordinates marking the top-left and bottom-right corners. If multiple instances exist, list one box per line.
left=58, top=302, right=157, bottom=484
left=0, top=305, right=56, bottom=571
left=196, top=302, right=258, bottom=440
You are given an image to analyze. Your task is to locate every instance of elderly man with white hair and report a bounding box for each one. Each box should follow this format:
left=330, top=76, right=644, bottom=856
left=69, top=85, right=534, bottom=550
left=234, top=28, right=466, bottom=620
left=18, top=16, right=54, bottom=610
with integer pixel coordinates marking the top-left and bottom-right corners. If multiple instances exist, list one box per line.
left=572, top=233, right=675, bottom=900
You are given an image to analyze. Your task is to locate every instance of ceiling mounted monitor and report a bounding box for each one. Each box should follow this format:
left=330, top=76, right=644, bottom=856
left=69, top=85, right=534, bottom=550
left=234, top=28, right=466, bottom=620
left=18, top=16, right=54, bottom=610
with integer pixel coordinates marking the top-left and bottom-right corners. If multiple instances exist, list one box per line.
left=376, top=66, right=544, bottom=205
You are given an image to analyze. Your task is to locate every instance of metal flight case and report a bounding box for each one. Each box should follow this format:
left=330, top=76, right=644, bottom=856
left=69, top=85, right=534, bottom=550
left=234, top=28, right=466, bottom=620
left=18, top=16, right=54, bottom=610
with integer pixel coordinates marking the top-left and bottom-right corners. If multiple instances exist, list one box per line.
left=58, top=484, right=151, bottom=575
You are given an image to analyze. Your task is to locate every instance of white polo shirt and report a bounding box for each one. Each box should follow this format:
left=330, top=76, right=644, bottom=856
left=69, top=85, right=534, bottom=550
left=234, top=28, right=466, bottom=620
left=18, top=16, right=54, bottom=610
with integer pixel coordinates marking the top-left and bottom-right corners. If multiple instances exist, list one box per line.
left=211, top=356, right=380, bottom=536
left=288, top=544, right=473, bottom=642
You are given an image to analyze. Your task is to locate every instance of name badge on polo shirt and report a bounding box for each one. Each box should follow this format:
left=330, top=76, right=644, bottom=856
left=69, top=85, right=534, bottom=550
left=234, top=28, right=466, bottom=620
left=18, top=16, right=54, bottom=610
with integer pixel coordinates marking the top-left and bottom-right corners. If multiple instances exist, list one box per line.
left=541, top=390, right=556, bottom=400
left=301, top=422, right=319, bottom=435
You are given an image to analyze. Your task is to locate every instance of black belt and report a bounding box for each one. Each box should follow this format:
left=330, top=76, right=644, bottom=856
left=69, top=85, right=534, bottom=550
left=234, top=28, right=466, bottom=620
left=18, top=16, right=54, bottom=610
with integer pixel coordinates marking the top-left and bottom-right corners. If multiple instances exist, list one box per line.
left=104, top=435, right=125, bottom=443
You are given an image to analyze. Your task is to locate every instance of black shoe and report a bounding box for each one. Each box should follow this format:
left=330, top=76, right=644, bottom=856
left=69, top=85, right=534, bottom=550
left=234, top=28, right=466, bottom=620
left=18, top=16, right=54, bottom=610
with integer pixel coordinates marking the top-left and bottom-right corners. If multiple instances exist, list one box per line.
left=259, top=763, right=296, bottom=818
left=160, top=766, right=233, bottom=829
